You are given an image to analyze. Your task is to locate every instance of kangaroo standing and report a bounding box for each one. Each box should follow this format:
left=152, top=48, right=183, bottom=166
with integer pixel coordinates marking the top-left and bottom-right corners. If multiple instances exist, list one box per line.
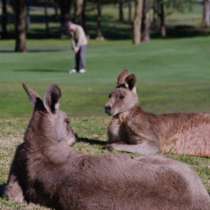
left=105, top=70, right=210, bottom=157
left=4, top=83, right=210, bottom=210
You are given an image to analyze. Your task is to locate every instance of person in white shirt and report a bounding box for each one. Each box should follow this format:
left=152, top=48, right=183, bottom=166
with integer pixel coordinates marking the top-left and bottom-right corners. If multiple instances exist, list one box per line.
left=66, top=21, right=88, bottom=74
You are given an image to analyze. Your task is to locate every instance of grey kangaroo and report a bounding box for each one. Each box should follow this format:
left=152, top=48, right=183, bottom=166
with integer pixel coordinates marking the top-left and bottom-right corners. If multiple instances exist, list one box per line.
left=4, top=83, right=210, bottom=210
left=4, top=83, right=76, bottom=204
left=105, top=69, right=210, bottom=157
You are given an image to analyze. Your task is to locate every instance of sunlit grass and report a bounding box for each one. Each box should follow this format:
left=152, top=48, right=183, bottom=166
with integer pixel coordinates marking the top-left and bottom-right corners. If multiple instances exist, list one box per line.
left=1, top=35, right=210, bottom=209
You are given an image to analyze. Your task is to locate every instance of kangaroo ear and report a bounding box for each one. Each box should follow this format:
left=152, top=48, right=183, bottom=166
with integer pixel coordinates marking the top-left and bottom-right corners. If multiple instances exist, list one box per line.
left=22, top=83, right=46, bottom=112
left=22, top=83, right=41, bottom=106
left=44, top=84, right=62, bottom=113
left=117, top=69, right=129, bottom=86
left=125, top=74, right=136, bottom=90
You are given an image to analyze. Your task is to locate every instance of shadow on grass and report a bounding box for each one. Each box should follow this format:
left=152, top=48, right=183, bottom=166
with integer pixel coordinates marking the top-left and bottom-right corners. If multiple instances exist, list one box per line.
left=0, top=184, right=6, bottom=197
left=29, top=48, right=67, bottom=53
left=78, top=137, right=107, bottom=146
left=0, top=48, right=67, bottom=53
left=0, top=50, right=15, bottom=53
left=13, top=68, right=64, bottom=73
left=152, top=25, right=210, bottom=39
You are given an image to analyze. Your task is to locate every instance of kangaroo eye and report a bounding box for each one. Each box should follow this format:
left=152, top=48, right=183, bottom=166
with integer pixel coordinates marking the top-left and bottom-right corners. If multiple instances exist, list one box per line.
left=119, top=95, right=125, bottom=100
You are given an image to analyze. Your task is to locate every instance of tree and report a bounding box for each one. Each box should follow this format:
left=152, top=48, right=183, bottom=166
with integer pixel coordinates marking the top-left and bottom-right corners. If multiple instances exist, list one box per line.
left=56, top=0, right=71, bottom=35
left=133, top=0, right=152, bottom=44
left=153, top=0, right=166, bottom=37
left=96, top=0, right=104, bottom=39
left=133, top=0, right=143, bottom=44
left=118, top=0, right=124, bottom=22
left=127, top=0, right=133, bottom=23
left=159, top=0, right=166, bottom=37
left=141, top=0, right=151, bottom=42
left=14, top=0, right=28, bottom=52
left=203, top=0, right=210, bottom=27
left=1, top=0, right=8, bottom=39
left=44, top=0, right=50, bottom=35
left=75, top=0, right=87, bottom=31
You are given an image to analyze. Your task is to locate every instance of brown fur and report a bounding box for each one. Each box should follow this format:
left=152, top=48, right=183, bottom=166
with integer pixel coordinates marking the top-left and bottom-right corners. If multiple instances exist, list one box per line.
left=4, top=84, right=210, bottom=210
left=4, top=83, right=76, bottom=206
left=4, top=144, right=26, bottom=203
left=105, top=70, right=210, bottom=157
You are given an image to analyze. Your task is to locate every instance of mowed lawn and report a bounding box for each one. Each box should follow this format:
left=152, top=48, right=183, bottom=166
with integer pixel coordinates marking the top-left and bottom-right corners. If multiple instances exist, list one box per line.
left=0, top=37, right=210, bottom=209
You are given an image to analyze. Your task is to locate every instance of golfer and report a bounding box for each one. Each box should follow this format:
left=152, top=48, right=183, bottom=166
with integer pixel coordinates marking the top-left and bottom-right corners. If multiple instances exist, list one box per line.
left=67, top=21, right=88, bottom=74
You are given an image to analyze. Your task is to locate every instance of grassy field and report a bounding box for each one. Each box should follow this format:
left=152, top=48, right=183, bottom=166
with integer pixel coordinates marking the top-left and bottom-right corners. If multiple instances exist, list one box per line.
left=0, top=37, right=210, bottom=209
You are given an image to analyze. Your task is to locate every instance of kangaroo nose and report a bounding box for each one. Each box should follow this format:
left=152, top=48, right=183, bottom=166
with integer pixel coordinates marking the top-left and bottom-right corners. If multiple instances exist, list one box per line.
left=105, top=105, right=111, bottom=114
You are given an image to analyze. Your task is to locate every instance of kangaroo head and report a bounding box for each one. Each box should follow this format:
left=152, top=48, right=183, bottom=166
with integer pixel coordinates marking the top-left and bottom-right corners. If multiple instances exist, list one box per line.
left=105, top=70, right=139, bottom=116
left=23, top=83, right=76, bottom=148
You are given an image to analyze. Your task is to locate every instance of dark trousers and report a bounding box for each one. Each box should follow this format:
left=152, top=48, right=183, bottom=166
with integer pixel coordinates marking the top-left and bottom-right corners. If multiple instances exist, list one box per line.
left=75, top=45, right=87, bottom=71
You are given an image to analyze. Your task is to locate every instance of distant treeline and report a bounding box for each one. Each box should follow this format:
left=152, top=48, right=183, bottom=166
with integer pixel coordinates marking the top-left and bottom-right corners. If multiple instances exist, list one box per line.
left=0, top=0, right=209, bottom=52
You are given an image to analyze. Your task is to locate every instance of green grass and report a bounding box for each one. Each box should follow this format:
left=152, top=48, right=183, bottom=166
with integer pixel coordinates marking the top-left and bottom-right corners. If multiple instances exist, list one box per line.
left=1, top=37, right=210, bottom=117
left=0, top=37, right=210, bottom=209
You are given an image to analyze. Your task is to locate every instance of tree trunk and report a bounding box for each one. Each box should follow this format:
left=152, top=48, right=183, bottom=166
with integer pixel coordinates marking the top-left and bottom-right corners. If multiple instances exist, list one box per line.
left=73, top=1, right=77, bottom=21
left=57, top=0, right=71, bottom=36
left=96, top=0, right=104, bottom=39
left=133, top=0, right=143, bottom=45
left=74, top=0, right=87, bottom=32
left=14, top=0, right=27, bottom=52
left=81, top=0, right=87, bottom=33
left=151, top=0, right=158, bottom=29
left=44, top=0, right=50, bottom=35
left=119, top=0, right=124, bottom=22
left=76, top=0, right=84, bottom=18
left=203, top=0, right=210, bottom=27
left=59, top=0, right=71, bottom=23
left=1, top=0, right=8, bottom=39
left=54, top=3, right=59, bottom=18
left=128, top=1, right=132, bottom=23
left=141, top=0, right=150, bottom=42
left=159, top=0, right=166, bottom=37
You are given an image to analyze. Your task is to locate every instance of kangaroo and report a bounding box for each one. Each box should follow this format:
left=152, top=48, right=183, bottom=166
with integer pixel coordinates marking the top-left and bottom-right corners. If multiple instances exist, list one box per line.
left=4, top=83, right=210, bottom=210
left=4, top=83, right=76, bottom=204
left=105, top=69, right=210, bottom=157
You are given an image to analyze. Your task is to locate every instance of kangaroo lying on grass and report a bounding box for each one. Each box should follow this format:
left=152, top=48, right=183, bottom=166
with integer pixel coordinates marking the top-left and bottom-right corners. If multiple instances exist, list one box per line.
left=4, top=84, right=210, bottom=210
left=4, top=83, right=76, bottom=204
left=105, top=70, right=210, bottom=157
